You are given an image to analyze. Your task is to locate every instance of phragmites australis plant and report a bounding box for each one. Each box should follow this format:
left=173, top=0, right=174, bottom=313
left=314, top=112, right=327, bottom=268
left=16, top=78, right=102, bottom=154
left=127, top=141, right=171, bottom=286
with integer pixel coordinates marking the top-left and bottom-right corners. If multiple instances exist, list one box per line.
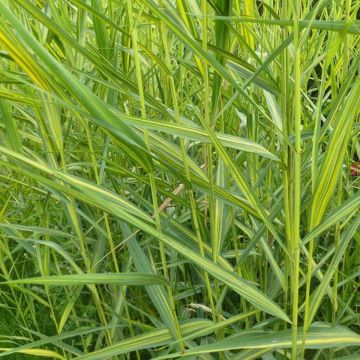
left=0, top=0, right=359, bottom=359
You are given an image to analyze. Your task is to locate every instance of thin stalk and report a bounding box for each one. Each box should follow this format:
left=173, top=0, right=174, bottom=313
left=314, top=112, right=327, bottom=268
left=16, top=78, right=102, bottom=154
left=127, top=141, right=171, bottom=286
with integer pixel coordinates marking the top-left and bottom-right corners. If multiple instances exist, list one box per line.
left=292, top=1, right=302, bottom=359
left=281, top=5, right=292, bottom=351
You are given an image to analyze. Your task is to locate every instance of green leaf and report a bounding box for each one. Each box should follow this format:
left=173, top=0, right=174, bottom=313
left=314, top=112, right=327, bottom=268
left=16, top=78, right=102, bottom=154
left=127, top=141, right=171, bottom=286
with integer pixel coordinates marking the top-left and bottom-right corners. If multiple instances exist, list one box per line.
left=154, top=325, right=360, bottom=359
left=3, top=273, right=169, bottom=287
left=74, top=320, right=211, bottom=360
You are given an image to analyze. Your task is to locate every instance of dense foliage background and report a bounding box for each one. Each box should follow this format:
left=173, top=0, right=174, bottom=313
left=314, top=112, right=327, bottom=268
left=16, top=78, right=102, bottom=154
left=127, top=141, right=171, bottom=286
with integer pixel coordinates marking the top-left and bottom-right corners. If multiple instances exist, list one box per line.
left=0, top=0, right=359, bottom=359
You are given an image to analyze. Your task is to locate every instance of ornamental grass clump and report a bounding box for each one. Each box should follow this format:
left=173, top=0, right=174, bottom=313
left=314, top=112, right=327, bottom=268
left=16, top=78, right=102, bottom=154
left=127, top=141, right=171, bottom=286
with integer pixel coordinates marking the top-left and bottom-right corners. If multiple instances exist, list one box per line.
left=0, top=1, right=359, bottom=359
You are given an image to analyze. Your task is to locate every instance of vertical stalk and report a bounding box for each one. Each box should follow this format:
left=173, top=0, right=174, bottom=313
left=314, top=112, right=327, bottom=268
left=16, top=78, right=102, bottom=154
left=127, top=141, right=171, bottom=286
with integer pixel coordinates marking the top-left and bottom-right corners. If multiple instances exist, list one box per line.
left=292, top=1, right=301, bottom=359
left=281, top=0, right=291, bottom=324
left=281, top=3, right=292, bottom=360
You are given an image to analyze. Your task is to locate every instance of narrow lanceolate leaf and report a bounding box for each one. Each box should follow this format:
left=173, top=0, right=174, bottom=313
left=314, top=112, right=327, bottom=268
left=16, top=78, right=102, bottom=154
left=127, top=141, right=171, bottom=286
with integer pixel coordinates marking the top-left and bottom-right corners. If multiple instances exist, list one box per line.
left=0, top=348, right=64, bottom=360
left=154, top=325, right=360, bottom=359
left=212, top=18, right=360, bottom=35
left=0, top=326, right=113, bottom=358
left=310, top=79, right=360, bottom=229
left=3, top=273, right=169, bottom=287
left=74, top=320, right=212, bottom=360
left=119, top=115, right=279, bottom=160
